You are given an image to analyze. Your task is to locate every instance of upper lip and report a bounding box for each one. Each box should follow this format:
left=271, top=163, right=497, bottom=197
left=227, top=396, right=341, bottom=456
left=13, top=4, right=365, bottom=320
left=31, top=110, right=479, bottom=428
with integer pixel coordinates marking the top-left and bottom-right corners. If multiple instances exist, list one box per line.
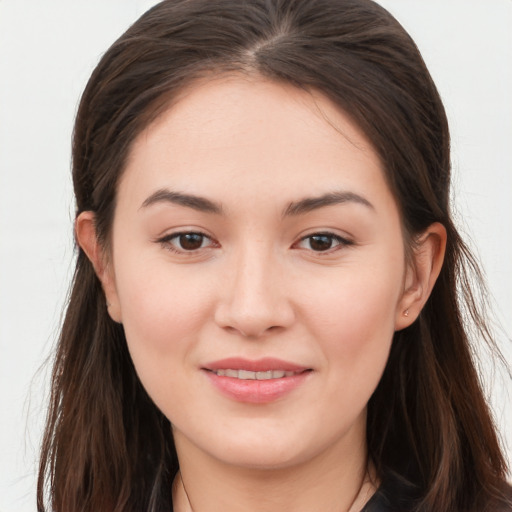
left=203, top=357, right=310, bottom=373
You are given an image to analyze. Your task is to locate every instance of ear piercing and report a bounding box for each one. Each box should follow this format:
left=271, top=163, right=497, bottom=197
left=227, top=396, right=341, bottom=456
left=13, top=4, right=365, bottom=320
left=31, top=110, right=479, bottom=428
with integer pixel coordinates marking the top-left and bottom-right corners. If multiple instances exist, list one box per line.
left=106, top=301, right=112, bottom=308
left=403, top=309, right=409, bottom=317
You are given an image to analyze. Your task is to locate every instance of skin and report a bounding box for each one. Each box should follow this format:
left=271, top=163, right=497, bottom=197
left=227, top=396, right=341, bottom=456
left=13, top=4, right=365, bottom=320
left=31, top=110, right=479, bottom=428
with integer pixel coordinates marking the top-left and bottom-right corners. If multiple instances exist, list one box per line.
left=77, top=75, right=446, bottom=512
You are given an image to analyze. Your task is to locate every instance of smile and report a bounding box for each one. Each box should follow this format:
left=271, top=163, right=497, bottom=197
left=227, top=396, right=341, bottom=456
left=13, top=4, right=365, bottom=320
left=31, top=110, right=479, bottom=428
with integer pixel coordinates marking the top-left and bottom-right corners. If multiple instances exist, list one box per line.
left=211, top=369, right=299, bottom=380
left=203, top=358, right=312, bottom=403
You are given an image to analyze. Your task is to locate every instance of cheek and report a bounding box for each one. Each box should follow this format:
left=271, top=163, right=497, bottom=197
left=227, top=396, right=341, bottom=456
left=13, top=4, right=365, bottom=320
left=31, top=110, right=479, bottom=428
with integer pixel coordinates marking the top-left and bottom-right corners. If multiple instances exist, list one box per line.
left=114, top=262, right=218, bottom=420
left=298, top=260, right=402, bottom=387
left=113, top=254, right=213, bottom=376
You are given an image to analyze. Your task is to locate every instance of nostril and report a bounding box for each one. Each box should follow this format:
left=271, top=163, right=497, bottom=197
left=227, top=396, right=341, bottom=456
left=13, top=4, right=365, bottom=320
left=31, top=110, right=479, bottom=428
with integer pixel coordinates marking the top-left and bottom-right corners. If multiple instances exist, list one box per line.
left=221, top=324, right=282, bottom=338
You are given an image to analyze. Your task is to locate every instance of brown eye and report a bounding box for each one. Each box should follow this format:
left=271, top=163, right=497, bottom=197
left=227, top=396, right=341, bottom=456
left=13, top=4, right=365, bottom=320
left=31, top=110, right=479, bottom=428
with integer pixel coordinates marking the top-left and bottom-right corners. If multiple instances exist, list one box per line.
left=295, top=233, right=352, bottom=252
left=308, top=235, right=335, bottom=251
left=158, top=231, right=214, bottom=253
left=177, top=233, right=206, bottom=250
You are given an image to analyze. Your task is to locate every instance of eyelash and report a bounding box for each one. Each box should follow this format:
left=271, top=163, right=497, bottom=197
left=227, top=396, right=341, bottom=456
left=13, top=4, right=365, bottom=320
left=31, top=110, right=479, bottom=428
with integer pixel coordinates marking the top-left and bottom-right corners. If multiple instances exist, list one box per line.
left=157, top=231, right=217, bottom=254
left=156, top=231, right=354, bottom=255
left=295, top=232, right=354, bottom=253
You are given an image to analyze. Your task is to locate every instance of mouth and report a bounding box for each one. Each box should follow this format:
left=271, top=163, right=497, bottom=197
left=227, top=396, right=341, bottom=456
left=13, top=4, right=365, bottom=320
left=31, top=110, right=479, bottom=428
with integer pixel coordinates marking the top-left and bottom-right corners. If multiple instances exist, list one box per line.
left=202, top=358, right=312, bottom=403
left=204, top=356, right=310, bottom=373
left=209, top=369, right=304, bottom=380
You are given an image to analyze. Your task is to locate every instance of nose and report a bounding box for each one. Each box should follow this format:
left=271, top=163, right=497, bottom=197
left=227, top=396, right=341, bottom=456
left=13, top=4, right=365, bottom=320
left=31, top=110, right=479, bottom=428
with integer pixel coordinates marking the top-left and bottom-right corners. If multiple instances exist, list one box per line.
left=214, top=245, right=295, bottom=338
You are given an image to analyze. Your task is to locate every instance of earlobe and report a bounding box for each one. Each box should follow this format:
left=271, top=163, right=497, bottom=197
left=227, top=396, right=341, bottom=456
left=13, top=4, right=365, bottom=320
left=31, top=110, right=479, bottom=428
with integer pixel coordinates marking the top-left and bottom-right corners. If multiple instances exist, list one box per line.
left=75, top=212, right=122, bottom=323
left=395, top=222, right=447, bottom=331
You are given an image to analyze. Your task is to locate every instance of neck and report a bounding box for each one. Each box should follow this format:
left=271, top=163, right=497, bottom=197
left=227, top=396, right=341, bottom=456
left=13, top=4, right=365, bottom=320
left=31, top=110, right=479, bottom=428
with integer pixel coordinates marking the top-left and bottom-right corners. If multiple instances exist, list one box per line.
left=172, top=427, right=377, bottom=512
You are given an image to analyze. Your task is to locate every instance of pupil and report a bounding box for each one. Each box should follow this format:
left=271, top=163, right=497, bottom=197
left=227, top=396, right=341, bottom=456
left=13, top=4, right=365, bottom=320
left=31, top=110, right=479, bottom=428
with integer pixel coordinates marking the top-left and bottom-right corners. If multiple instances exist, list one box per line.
left=179, top=233, right=203, bottom=250
left=310, top=235, right=332, bottom=251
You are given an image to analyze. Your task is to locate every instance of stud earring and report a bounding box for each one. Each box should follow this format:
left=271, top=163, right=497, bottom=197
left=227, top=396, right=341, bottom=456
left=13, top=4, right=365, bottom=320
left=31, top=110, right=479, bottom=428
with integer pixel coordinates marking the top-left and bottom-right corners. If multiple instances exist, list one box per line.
left=403, top=309, right=409, bottom=317
left=106, top=301, right=112, bottom=308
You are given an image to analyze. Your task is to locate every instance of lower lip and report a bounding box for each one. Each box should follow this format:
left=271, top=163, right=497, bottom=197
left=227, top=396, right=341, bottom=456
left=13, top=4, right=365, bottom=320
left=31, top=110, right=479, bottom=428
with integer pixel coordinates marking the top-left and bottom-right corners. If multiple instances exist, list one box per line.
left=204, top=370, right=311, bottom=404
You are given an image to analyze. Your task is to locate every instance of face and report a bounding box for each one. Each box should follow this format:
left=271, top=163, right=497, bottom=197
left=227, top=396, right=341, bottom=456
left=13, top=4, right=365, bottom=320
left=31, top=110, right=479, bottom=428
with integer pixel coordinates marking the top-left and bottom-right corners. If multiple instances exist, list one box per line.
left=101, top=76, right=412, bottom=470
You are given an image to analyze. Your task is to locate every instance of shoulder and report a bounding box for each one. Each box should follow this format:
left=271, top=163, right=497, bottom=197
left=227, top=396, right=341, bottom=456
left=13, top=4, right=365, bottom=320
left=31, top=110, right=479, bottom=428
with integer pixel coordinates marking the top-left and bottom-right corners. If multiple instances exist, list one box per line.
left=362, top=471, right=419, bottom=512
left=362, top=476, right=512, bottom=512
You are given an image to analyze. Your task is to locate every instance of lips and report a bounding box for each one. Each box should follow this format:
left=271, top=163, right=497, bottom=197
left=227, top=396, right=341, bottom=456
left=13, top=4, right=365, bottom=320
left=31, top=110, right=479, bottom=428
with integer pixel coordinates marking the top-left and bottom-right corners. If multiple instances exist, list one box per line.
left=204, top=357, right=308, bottom=373
left=211, top=369, right=298, bottom=379
left=202, top=358, right=312, bottom=403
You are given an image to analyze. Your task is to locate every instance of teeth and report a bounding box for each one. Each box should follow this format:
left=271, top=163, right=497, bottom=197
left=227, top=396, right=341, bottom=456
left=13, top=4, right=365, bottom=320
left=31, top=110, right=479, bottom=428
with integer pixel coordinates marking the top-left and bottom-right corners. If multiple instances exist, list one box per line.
left=213, top=369, right=298, bottom=380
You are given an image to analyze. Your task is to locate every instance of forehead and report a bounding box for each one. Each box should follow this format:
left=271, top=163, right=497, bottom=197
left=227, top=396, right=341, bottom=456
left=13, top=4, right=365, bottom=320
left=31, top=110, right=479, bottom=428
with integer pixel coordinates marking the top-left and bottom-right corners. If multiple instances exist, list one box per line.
left=130, top=74, right=375, bottom=160
left=119, top=74, right=394, bottom=214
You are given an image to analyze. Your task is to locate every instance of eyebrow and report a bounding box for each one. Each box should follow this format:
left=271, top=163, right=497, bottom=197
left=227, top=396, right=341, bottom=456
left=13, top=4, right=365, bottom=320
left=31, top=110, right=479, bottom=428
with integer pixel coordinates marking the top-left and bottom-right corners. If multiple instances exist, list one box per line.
left=283, top=191, right=374, bottom=217
left=140, top=188, right=373, bottom=217
left=140, top=189, right=223, bottom=214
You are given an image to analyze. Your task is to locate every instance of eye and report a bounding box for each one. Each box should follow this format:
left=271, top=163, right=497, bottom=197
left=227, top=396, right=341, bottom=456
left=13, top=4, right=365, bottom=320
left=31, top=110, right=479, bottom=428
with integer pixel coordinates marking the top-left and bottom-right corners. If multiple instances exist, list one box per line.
left=158, top=231, right=216, bottom=253
left=296, top=233, right=352, bottom=252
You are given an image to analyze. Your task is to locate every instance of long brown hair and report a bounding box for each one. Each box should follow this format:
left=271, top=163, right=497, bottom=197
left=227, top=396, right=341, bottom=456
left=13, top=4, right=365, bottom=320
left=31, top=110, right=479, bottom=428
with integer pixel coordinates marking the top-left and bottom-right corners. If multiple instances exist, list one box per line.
left=38, top=1, right=511, bottom=511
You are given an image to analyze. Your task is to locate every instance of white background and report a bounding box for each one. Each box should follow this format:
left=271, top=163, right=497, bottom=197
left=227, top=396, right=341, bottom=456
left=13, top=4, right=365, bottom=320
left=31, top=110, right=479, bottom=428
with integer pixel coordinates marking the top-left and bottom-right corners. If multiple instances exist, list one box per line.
left=0, top=1, right=511, bottom=510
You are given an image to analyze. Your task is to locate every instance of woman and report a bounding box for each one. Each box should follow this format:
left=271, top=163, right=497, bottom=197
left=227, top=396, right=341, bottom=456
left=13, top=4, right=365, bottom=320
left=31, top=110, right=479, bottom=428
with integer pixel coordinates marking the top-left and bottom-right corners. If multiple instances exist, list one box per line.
left=37, top=0, right=512, bottom=511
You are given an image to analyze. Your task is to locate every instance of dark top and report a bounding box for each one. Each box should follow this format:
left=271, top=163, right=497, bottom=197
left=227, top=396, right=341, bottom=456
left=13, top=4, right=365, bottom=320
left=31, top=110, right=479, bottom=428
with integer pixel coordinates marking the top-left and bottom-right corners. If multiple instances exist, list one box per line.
left=361, top=471, right=512, bottom=512
left=361, top=471, right=418, bottom=512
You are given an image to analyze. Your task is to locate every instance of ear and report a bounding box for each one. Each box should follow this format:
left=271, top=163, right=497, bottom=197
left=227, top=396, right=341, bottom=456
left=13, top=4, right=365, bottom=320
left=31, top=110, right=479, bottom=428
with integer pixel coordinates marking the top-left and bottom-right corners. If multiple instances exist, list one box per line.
left=395, top=222, right=447, bottom=331
left=75, top=211, right=122, bottom=323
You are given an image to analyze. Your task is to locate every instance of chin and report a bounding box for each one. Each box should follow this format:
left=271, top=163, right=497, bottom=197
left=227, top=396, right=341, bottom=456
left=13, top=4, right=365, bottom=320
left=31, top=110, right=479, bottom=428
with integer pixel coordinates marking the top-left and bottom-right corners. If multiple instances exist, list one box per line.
left=208, top=425, right=338, bottom=471
left=215, top=445, right=309, bottom=471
